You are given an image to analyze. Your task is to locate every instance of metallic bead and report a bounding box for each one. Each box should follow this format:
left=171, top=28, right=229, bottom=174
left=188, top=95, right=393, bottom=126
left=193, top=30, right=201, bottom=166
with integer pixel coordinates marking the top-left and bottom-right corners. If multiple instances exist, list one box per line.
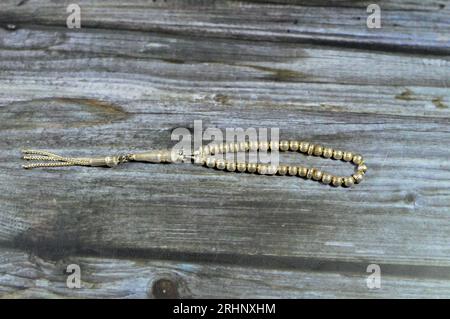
left=266, top=165, right=277, bottom=175
left=236, top=162, right=247, bottom=172
left=313, top=145, right=323, bottom=156
left=352, top=154, right=363, bottom=165
left=298, top=166, right=308, bottom=177
left=343, top=151, right=353, bottom=162
left=249, top=141, right=259, bottom=151
left=211, top=144, right=220, bottom=154
left=277, top=165, right=288, bottom=175
left=279, top=140, right=289, bottom=151
left=202, top=145, right=210, bottom=155
left=321, top=173, right=332, bottom=184
left=247, top=163, right=257, bottom=173
left=227, top=142, right=237, bottom=153
left=269, top=141, right=279, bottom=151
left=206, top=157, right=216, bottom=168
left=307, top=144, right=315, bottom=155
left=299, top=141, right=310, bottom=153
left=306, top=168, right=315, bottom=179
left=289, top=141, right=299, bottom=151
left=331, top=176, right=343, bottom=187
left=358, top=163, right=368, bottom=173
left=193, top=148, right=202, bottom=156
left=259, top=141, right=269, bottom=151
left=352, top=172, right=364, bottom=184
left=239, top=142, right=249, bottom=152
left=333, top=150, right=343, bottom=160
left=257, top=164, right=268, bottom=174
left=216, top=159, right=226, bottom=170
left=312, top=169, right=323, bottom=181
left=226, top=161, right=236, bottom=172
left=322, top=147, right=333, bottom=158
left=343, top=176, right=355, bottom=187
left=219, top=143, right=228, bottom=153
left=288, top=166, right=298, bottom=176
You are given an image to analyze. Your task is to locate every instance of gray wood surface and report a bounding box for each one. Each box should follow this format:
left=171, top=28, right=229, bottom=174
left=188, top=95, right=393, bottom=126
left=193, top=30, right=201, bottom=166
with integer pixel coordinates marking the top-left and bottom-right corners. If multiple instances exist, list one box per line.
left=0, top=0, right=449, bottom=298
left=2, top=247, right=450, bottom=298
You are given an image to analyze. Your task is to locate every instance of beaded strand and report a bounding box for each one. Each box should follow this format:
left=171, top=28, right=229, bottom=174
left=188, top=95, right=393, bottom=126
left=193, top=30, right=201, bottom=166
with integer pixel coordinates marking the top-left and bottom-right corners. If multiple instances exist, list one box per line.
left=193, top=140, right=367, bottom=187
left=22, top=140, right=367, bottom=187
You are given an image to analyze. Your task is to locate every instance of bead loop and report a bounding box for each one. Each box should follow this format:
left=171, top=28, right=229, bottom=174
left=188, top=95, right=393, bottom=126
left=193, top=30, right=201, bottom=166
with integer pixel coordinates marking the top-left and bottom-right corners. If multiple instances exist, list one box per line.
left=23, top=139, right=367, bottom=188
left=195, top=140, right=366, bottom=187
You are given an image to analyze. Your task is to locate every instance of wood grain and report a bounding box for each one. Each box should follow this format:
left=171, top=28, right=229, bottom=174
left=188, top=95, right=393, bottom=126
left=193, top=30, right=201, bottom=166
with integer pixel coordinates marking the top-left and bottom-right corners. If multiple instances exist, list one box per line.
left=1, top=248, right=450, bottom=298
left=1, top=0, right=450, bottom=54
left=0, top=0, right=449, bottom=298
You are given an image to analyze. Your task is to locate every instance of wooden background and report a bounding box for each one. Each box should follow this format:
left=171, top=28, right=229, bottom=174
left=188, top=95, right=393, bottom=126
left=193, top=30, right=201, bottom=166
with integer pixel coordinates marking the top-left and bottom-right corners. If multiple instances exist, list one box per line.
left=0, top=0, right=449, bottom=298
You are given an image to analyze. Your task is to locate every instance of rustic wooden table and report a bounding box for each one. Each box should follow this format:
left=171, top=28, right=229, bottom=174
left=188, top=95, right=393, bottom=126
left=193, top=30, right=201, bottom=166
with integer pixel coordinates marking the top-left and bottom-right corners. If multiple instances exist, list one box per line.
left=0, top=0, right=449, bottom=298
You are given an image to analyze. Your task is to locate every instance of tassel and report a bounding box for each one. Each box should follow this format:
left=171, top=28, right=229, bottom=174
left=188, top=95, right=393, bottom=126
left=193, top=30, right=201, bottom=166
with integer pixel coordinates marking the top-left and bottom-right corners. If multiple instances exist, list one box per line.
left=21, top=149, right=181, bottom=169
left=21, top=149, right=126, bottom=169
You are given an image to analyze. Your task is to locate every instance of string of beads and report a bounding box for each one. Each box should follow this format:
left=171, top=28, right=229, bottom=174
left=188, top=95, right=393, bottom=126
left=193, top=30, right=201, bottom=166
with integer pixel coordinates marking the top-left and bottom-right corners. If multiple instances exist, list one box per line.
left=192, top=140, right=367, bottom=187
left=21, top=141, right=367, bottom=187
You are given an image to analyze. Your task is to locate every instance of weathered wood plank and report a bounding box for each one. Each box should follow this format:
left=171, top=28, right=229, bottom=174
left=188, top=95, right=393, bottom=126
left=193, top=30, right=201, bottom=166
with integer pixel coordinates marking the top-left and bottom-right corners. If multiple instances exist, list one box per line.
left=0, top=1, right=450, bottom=301
left=0, top=26, right=449, bottom=116
left=0, top=24, right=449, bottom=269
left=1, top=248, right=449, bottom=298
left=1, top=0, right=449, bottom=54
